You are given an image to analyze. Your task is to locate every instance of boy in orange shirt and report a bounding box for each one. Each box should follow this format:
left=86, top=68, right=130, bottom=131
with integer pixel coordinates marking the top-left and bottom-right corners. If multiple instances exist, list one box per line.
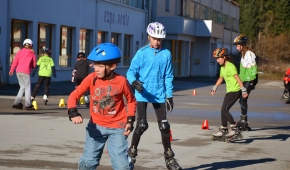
left=67, top=43, right=136, bottom=170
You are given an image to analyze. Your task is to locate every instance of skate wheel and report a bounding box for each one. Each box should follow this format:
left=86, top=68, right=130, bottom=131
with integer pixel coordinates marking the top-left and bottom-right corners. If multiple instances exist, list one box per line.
left=225, top=138, right=230, bottom=143
left=238, top=134, right=243, bottom=139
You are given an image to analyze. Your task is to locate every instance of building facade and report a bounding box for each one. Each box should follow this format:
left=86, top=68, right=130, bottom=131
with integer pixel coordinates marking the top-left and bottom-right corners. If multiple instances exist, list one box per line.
left=147, top=0, right=240, bottom=77
left=0, top=0, right=240, bottom=85
left=0, top=0, right=147, bottom=85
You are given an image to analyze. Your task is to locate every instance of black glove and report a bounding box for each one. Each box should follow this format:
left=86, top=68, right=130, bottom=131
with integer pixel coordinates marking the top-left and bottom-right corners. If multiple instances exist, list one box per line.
left=68, top=107, right=82, bottom=121
left=132, top=80, right=144, bottom=93
left=52, top=66, right=56, bottom=78
left=166, top=98, right=174, bottom=112
left=127, top=116, right=135, bottom=131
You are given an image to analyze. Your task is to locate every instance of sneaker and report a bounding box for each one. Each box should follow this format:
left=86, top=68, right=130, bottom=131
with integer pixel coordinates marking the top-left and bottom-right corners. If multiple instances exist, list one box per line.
left=282, top=93, right=288, bottom=99
left=43, top=95, right=48, bottom=100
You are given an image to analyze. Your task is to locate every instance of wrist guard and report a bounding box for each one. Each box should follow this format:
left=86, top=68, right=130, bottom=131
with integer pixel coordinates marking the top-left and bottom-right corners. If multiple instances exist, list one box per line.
left=241, top=87, right=247, bottom=95
left=211, top=85, right=217, bottom=92
left=132, top=80, right=144, bottom=93
left=127, top=116, right=135, bottom=131
left=68, top=107, right=82, bottom=121
left=166, top=98, right=174, bottom=112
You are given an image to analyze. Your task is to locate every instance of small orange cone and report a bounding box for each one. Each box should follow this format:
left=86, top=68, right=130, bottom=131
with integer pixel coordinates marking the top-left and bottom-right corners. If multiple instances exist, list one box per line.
left=192, top=90, right=196, bottom=96
left=170, top=130, right=173, bottom=141
left=202, top=120, right=209, bottom=130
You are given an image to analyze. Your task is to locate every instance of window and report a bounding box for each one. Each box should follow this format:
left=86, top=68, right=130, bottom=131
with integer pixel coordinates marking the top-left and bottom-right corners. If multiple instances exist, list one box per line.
left=38, top=23, right=52, bottom=56
left=123, top=34, right=131, bottom=66
left=98, top=31, right=107, bottom=45
left=10, top=20, right=28, bottom=65
left=79, top=29, right=91, bottom=55
left=59, top=26, right=72, bottom=67
left=223, top=14, right=229, bottom=29
left=200, top=5, right=206, bottom=20
left=194, top=3, right=200, bottom=19
left=111, top=32, right=119, bottom=46
left=165, top=0, right=169, bottom=12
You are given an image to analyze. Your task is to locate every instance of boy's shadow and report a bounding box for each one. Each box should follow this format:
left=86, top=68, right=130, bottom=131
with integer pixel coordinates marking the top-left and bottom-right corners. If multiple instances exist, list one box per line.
left=250, top=126, right=290, bottom=131
left=183, top=158, right=275, bottom=170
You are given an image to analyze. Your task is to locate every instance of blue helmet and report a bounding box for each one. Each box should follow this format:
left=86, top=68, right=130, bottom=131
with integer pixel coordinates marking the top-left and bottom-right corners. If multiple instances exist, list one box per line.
left=88, top=43, right=121, bottom=64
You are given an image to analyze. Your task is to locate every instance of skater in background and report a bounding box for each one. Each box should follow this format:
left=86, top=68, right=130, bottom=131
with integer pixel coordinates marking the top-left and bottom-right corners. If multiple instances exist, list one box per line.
left=282, top=67, right=290, bottom=103
left=9, top=39, right=36, bottom=110
left=210, top=48, right=248, bottom=142
left=234, top=35, right=258, bottom=131
left=71, top=52, right=91, bottom=107
left=126, top=22, right=182, bottom=170
left=67, top=43, right=136, bottom=170
left=30, top=48, right=56, bottom=105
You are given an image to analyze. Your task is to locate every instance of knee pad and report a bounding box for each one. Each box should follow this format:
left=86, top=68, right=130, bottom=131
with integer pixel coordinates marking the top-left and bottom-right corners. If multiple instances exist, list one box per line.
left=158, top=120, right=170, bottom=137
left=134, top=119, right=148, bottom=135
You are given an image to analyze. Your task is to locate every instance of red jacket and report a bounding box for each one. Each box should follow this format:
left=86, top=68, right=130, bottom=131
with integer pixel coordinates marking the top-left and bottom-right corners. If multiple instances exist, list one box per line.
left=67, top=72, right=136, bottom=128
left=284, top=68, right=290, bottom=81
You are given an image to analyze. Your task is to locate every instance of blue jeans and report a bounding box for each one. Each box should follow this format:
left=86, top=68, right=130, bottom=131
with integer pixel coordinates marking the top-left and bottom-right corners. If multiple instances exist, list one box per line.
left=78, top=121, right=130, bottom=170
left=14, top=73, right=31, bottom=107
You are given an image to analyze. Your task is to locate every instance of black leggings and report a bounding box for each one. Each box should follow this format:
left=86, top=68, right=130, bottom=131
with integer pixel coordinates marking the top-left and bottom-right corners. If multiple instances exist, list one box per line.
left=75, top=77, right=89, bottom=96
left=240, top=81, right=254, bottom=116
left=130, top=102, right=171, bottom=151
left=31, top=76, right=51, bottom=98
left=284, top=81, right=290, bottom=95
left=221, top=91, right=241, bottom=127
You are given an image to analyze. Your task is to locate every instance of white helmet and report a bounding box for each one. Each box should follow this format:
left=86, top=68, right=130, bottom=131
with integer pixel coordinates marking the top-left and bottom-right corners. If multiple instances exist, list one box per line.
left=23, top=39, right=33, bottom=46
left=147, top=22, right=166, bottom=38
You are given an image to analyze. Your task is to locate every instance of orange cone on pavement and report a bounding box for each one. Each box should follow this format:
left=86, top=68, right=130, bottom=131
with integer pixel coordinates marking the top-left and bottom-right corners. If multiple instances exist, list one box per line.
left=202, top=120, right=209, bottom=130
left=192, top=90, right=196, bottom=96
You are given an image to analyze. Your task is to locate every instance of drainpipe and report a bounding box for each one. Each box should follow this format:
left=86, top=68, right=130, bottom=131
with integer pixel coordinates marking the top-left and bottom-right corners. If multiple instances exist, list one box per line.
left=148, top=0, right=152, bottom=23
left=143, top=0, right=148, bottom=45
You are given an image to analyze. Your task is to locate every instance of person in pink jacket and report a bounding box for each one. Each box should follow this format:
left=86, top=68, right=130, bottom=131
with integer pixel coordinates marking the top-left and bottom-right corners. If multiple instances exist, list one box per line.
left=9, top=39, right=37, bottom=110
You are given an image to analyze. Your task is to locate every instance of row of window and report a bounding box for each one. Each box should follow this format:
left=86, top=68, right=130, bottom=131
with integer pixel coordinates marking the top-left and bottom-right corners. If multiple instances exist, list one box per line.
left=181, top=0, right=239, bottom=31
left=10, top=20, right=132, bottom=67
left=107, top=0, right=144, bottom=9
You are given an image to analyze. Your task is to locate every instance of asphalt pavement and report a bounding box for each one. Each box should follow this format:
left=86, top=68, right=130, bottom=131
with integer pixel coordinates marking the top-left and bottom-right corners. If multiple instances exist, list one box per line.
left=0, top=78, right=289, bottom=170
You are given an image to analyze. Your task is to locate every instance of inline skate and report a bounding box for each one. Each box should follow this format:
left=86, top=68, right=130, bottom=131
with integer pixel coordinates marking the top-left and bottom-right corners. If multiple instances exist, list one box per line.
left=164, top=150, right=182, bottom=170
left=237, top=115, right=251, bottom=131
left=225, top=124, right=243, bottom=143
left=43, top=95, right=48, bottom=105
left=211, top=126, right=228, bottom=141
left=12, top=103, right=23, bottom=110
left=127, top=147, right=138, bottom=170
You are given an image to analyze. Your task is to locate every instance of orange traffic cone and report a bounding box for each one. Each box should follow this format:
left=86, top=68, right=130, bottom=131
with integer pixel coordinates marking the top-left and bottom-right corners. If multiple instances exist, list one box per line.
left=170, top=130, right=173, bottom=141
left=202, top=120, right=209, bottom=130
left=192, top=90, right=196, bottom=96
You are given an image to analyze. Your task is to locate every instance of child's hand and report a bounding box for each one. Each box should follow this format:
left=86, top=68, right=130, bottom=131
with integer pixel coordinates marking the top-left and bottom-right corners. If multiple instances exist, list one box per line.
left=71, top=116, right=83, bottom=124
left=211, top=85, right=217, bottom=96
left=286, top=80, right=288, bottom=84
left=242, top=93, right=248, bottom=98
left=123, top=124, right=132, bottom=136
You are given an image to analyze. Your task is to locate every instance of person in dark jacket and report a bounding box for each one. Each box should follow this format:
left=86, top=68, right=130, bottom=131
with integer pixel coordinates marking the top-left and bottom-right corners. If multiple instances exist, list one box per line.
left=72, top=52, right=91, bottom=107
